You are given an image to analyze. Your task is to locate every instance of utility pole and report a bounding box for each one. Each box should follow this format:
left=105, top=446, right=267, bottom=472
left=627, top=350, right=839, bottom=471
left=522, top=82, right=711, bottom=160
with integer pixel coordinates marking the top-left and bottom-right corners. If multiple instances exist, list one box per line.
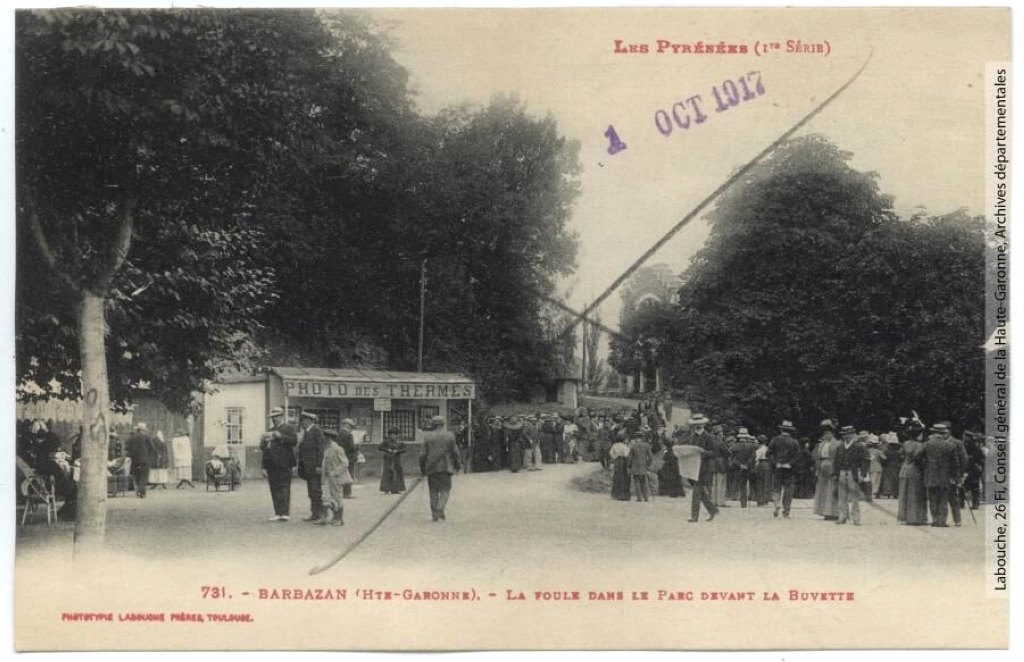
left=418, top=258, right=427, bottom=373
left=581, top=308, right=587, bottom=394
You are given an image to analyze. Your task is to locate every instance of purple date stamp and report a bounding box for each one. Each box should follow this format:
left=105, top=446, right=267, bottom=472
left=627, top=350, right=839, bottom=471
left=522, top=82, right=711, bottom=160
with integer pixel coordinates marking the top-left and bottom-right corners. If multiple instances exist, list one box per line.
left=605, top=71, right=765, bottom=154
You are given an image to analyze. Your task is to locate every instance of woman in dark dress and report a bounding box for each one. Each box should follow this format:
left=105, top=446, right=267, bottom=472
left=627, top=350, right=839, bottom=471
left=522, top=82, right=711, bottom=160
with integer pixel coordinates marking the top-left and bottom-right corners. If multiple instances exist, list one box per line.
left=487, top=418, right=506, bottom=471
left=897, top=426, right=928, bottom=525
left=504, top=418, right=525, bottom=473
left=658, top=440, right=685, bottom=497
left=609, top=437, right=631, bottom=501
left=379, top=427, right=406, bottom=494
left=878, top=433, right=902, bottom=498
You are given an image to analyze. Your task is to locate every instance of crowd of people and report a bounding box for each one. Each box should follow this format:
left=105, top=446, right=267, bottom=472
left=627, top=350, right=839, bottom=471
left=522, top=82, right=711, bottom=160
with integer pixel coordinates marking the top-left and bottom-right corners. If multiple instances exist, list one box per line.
left=18, top=396, right=989, bottom=533
left=259, top=407, right=458, bottom=524
left=463, top=399, right=989, bottom=529
left=16, top=417, right=201, bottom=522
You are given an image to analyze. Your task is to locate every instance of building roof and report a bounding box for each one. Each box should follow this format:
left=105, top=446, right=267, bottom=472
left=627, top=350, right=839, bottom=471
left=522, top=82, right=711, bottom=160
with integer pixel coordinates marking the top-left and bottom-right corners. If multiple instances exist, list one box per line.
left=214, top=371, right=268, bottom=385
left=269, top=367, right=473, bottom=384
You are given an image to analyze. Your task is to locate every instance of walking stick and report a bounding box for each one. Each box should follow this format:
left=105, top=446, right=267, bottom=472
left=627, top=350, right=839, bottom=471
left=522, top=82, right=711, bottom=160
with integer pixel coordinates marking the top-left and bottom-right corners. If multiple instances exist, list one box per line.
left=961, top=483, right=977, bottom=525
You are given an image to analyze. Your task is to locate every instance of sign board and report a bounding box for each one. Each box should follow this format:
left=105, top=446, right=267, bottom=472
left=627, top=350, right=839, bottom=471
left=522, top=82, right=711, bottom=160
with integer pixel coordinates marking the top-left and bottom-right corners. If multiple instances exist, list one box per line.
left=284, top=379, right=475, bottom=400
left=373, top=398, right=392, bottom=412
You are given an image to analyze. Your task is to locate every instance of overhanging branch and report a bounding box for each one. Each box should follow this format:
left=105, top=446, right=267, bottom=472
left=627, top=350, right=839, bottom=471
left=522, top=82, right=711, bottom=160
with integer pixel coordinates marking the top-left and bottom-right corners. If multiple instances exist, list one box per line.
left=24, top=193, right=85, bottom=295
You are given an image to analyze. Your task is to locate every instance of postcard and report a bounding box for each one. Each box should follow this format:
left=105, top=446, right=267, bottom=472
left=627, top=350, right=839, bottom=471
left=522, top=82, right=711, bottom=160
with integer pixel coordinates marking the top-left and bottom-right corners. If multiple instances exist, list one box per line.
left=10, top=5, right=1011, bottom=651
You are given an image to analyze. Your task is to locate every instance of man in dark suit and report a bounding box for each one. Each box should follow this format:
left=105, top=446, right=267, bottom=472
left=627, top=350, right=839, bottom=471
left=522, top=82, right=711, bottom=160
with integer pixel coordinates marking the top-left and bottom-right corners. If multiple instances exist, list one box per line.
left=684, top=414, right=719, bottom=523
left=627, top=432, right=654, bottom=502
left=297, top=411, right=327, bottom=523
left=730, top=428, right=759, bottom=508
left=768, top=420, right=802, bottom=518
left=260, top=406, right=297, bottom=521
left=420, top=415, right=461, bottom=521
left=936, top=421, right=969, bottom=527
left=923, top=423, right=962, bottom=527
left=126, top=422, right=158, bottom=498
left=832, top=425, right=870, bottom=525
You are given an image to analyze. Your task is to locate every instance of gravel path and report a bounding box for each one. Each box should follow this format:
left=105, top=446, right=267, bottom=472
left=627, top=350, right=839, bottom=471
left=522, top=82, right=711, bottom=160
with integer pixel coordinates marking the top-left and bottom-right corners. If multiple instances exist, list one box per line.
left=16, top=462, right=999, bottom=650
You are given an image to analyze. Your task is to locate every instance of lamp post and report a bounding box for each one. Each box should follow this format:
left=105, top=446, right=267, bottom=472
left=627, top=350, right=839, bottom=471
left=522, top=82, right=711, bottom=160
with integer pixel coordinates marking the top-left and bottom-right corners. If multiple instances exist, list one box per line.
left=418, top=258, right=427, bottom=373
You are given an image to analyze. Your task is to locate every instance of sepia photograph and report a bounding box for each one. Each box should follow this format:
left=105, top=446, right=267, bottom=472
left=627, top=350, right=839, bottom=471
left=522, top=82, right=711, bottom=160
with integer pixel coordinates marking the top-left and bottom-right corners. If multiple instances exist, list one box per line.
left=7, top=3, right=1013, bottom=651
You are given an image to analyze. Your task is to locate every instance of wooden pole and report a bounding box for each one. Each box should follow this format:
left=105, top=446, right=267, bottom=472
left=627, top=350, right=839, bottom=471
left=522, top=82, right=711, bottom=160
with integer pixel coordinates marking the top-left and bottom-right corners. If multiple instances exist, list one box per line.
left=418, top=258, right=427, bottom=373
left=467, top=399, right=473, bottom=474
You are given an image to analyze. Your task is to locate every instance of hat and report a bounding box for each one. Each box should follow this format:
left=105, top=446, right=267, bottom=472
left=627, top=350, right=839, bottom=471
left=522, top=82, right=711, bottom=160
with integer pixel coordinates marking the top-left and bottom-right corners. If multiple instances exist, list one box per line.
left=300, top=411, right=318, bottom=421
left=779, top=420, right=796, bottom=432
left=839, top=425, right=856, bottom=435
left=736, top=427, right=752, bottom=439
left=340, top=418, right=355, bottom=427
left=857, top=430, right=869, bottom=438
left=430, top=415, right=445, bottom=424
left=323, top=428, right=339, bottom=438
left=689, top=413, right=709, bottom=426
left=387, top=426, right=402, bottom=435
left=267, top=406, right=285, bottom=418
left=504, top=420, right=523, bottom=431
left=929, top=423, right=949, bottom=434
left=820, top=418, right=835, bottom=429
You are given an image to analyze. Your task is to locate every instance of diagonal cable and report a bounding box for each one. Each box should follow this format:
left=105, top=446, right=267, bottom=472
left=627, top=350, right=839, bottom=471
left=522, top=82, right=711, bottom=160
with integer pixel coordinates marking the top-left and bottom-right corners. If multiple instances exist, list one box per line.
left=559, top=51, right=874, bottom=340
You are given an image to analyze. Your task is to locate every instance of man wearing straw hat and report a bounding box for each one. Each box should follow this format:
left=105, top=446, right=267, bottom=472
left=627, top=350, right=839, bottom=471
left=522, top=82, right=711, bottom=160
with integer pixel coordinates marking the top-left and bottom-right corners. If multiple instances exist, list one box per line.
left=768, top=420, right=802, bottom=518
left=676, top=413, right=719, bottom=522
left=730, top=428, right=759, bottom=508
left=922, top=422, right=962, bottom=528
left=260, top=406, right=298, bottom=522
left=832, top=425, right=870, bottom=525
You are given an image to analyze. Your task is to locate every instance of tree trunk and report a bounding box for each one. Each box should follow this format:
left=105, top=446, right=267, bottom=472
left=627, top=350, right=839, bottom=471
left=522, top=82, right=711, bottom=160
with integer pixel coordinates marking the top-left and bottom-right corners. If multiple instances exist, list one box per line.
left=73, top=291, right=112, bottom=558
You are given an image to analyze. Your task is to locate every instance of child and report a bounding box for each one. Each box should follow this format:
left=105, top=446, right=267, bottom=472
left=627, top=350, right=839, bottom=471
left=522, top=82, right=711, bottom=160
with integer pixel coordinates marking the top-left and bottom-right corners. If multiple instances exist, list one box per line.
left=319, top=429, right=352, bottom=526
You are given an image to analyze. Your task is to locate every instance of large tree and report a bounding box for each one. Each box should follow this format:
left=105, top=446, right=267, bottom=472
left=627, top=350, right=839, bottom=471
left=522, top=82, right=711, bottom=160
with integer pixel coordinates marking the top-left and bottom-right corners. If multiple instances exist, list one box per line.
left=658, top=135, right=984, bottom=432
left=259, top=91, right=582, bottom=402
left=16, top=8, right=336, bottom=554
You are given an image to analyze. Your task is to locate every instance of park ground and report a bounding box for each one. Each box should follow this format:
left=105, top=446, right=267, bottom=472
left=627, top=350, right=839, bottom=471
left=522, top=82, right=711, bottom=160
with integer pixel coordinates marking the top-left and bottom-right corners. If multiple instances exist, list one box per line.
left=15, top=453, right=1005, bottom=651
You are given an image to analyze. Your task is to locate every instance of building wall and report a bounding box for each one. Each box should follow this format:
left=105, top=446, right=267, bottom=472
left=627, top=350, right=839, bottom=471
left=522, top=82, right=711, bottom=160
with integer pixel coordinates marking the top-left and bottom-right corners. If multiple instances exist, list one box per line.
left=557, top=380, right=579, bottom=409
left=202, top=381, right=267, bottom=448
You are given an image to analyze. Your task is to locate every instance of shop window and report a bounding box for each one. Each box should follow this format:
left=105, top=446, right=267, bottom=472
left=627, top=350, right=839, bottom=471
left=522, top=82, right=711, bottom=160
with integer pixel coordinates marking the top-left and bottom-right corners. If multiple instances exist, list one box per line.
left=383, top=410, right=416, bottom=441
left=305, top=408, right=341, bottom=432
left=225, top=408, right=244, bottom=445
left=418, top=405, right=440, bottom=429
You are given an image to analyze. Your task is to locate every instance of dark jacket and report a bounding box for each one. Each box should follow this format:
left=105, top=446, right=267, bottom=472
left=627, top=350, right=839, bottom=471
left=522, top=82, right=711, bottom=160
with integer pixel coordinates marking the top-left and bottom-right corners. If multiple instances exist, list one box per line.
left=628, top=440, right=653, bottom=476
left=126, top=432, right=158, bottom=467
left=420, top=429, right=461, bottom=475
left=260, top=421, right=298, bottom=470
left=922, top=437, right=962, bottom=488
left=832, top=440, right=870, bottom=479
left=685, top=430, right=719, bottom=483
left=298, top=423, right=328, bottom=476
left=338, top=428, right=358, bottom=464
left=767, top=433, right=802, bottom=467
left=730, top=440, right=759, bottom=471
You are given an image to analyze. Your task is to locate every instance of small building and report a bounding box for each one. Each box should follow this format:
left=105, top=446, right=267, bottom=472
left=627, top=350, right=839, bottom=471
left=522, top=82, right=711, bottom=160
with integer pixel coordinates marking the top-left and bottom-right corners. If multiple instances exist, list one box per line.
left=527, top=363, right=581, bottom=409
left=199, top=367, right=477, bottom=479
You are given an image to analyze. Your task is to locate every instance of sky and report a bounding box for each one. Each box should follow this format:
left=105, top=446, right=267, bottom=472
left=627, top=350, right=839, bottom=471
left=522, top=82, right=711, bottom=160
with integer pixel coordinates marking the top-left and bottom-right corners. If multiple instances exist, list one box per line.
left=371, top=7, right=1009, bottom=331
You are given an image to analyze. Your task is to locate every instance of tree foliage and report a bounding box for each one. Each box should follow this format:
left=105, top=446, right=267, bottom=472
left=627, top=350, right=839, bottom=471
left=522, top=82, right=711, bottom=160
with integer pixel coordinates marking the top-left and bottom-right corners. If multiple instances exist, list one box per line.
left=648, top=135, right=984, bottom=432
left=17, top=10, right=582, bottom=411
left=16, top=9, right=337, bottom=411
